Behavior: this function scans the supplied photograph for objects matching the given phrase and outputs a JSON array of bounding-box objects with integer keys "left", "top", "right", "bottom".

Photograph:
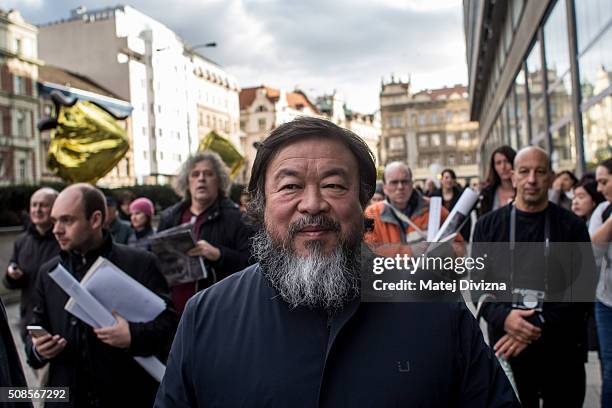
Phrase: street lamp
[{"left": 156, "top": 42, "right": 216, "bottom": 52}]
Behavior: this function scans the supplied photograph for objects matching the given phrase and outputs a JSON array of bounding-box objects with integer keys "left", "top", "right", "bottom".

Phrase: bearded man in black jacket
[
  {"left": 26, "top": 183, "right": 177, "bottom": 408},
  {"left": 155, "top": 117, "right": 519, "bottom": 408}
]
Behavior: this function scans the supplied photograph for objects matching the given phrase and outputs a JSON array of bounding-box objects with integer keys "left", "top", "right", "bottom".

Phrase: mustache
[{"left": 287, "top": 215, "right": 341, "bottom": 238}]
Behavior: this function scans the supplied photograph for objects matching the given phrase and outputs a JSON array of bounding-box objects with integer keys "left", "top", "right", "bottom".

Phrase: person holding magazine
[
  {"left": 157, "top": 151, "right": 253, "bottom": 315},
  {"left": 26, "top": 183, "right": 178, "bottom": 408}
]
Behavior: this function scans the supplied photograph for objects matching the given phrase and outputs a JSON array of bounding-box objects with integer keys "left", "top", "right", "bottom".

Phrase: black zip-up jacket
[
  {"left": 155, "top": 263, "right": 520, "bottom": 407},
  {"left": 25, "top": 234, "right": 178, "bottom": 408},
  {"left": 472, "top": 202, "right": 596, "bottom": 361},
  {"left": 3, "top": 224, "right": 59, "bottom": 339},
  {"left": 0, "top": 297, "right": 32, "bottom": 408},
  {"left": 157, "top": 198, "right": 253, "bottom": 285}
]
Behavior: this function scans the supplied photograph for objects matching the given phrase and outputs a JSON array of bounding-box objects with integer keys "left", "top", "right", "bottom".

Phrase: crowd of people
[{"left": 0, "top": 115, "right": 610, "bottom": 407}]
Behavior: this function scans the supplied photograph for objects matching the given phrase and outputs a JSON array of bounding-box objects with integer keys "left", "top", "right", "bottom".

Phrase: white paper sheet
[
  {"left": 427, "top": 197, "right": 442, "bottom": 242},
  {"left": 433, "top": 188, "right": 479, "bottom": 242},
  {"left": 49, "top": 263, "right": 166, "bottom": 382},
  {"left": 71, "top": 257, "right": 165, "bottom": 323}
]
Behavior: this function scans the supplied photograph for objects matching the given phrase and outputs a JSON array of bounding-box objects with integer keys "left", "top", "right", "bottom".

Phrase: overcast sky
[{"left": 5, "top": 0, "right": 468, "bottom": 113}]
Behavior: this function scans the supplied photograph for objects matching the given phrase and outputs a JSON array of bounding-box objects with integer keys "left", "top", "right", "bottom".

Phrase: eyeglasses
[{"left": 387, "top": 179, "right": 412, "bottom": 187}]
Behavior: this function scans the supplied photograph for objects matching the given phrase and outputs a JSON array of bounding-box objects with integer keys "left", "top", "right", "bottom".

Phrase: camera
[{"left": 511, "top": 288, "right": 545, "bottom": 312}]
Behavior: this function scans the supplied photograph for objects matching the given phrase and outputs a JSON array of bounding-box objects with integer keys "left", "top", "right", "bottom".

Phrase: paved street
[{"left": 4, "top": 300, "right": 603, "bottom": 406}]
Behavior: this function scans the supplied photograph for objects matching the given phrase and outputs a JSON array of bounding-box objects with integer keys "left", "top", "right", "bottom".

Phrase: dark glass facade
[{"left": 465, "top": 0, "right": 612, "bottom": 174}]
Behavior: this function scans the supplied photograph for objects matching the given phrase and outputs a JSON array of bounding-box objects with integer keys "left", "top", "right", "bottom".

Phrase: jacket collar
[
  {"left": 26, "top": 223, "right": 55, "bottom": 240},
  {"left": 179, "top": 197, "right": 238, "bottom": 222},
  {"left": 59, "top": 231, "right": 114, "bottom": 270}
]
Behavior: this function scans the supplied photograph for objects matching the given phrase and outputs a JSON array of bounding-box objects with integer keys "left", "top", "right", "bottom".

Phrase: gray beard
[{"left": 251, "top": 228, "right": 361, "bottom": 310}]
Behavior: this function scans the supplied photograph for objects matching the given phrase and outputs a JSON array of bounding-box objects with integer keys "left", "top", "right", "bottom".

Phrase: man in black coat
[
  {"left": 0, "top": 297, "right": 32, "bottom": 408},
  {"left": 157, "top": 151, "right": 252, "bottom": 314},
  {"left": 155, "top": 117, "right": 519, "bottom": 407},
  {"left": 26, "top": 183, "right": 178, "bottom": 408},
  {"left": 4, "top": 188, "right": 60, "bottom": 339},
  {"left": 472, "top": 147, "right": 596, "bottom": 407}
]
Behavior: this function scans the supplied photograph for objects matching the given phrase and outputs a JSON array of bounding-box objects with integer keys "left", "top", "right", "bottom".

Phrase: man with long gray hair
[
  {"left": 155, "top": 117, "right": 519, "bottom": 407},
  {"left": 157, "top": 151, "right": 252, "bottom": 314}
]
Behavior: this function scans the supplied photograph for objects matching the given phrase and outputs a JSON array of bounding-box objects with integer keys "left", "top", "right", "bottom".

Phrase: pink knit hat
[{"left": 129, "top": 197, "right": 155, "bottom": 217}]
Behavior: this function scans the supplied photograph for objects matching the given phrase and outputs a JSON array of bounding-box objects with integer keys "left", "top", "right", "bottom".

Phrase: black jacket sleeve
[
  {"left": 209, "top": 216, "right": 253, "bottom": 279},
  {"left": 128, "top": 254, "right": 178, "bottom": 359},
  {"left": 153, "top": 296, "right": 197, "bottom": 407},
  {"left": 535, "top": 217, "right": 595, "bottom": 329},
  {"left": 454, "top": 303, "right": 520, "bottom": 407},
  {"left": 24, "top": 266, "right": 52, "bottom": 369},
  {"left": 3, "top": 238, "right": 26, "bottom": 290},
  {"left": 472, "top": 216, "right": 512, "bottom": 332}
]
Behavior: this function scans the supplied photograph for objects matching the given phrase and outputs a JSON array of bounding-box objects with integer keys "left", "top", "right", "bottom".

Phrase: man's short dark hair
[
  {"left": 76, "top": 184, "right": 107, "bottom": 223},
  {"left": 247, "top": 116, "right": 377, "bottom": 226}
]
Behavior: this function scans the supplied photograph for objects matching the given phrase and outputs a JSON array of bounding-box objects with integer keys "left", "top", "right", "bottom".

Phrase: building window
[
  {"left": 582, "top": 95, "right": 612, "bottom": 166},
  {"left": 420, "top": 156, "right": 429, "bottom": 168},
  {"left": 143, "top": 151, "right": 148, "bottom": 159},
  {"left": 13, "top": 37, "right": 21, "bottom": 54},
  {"left": 18, "top": 158, "right": 26, "bottom": 180},
  {"left": 177, "top": 132, "right": 181, "bottom": 140},
  {"left": 448, "top": 154, "right": 455, "bottom": 166},
  {"left": 463, "top": 153, "right": 471, "bottom": 165},
  {"left": 460, "top": 131, "right": 471, "bottom": 147},
  {"left": 446, "top": 111, "right": 453, "bottom": 123},
  {"left": 240, "top": 120, "right": 246, "bottom": 130},
  {"left": 389, "top": 136, "right": 404, "bottom": 151},
  {"left": 446, "top": 134, "right": 456, "bottom": 146},
  {"left": 158, "top": 128, "right": 163, "bottom": 137},
  {"left": 418, "top": 134, "right": 428, "bottom": 147},
  {"left": 16, "top": 110, "right": 27, "bottom": 137},
  {"left": 160, "top": 151, "right": 164, "bottom": 160},
  {"left": 257, "top": 105, "right": 267, "bottom": 112},
  {"left": 418, "top": 113, "right": 426, "bottom": 126},
  {"left": 13, "top": 75, "right": 24, "bottom": 95},
  {"left": 430, "top": 112, "right": 438, "bottom": 125},
  {"left": 258, "top": 118, "right": 266, "bottom": 131},
  {"left": 431, "top": 133, "right": 440, "bottom": 147}
]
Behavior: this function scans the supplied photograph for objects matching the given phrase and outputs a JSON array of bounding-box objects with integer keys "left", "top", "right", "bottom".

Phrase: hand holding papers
[
  {"left": 150, "top": 223, "right": 208, "bottom": 287},
  {"left": 432, "top": 188, "right": 479, "bottom": 242},
  {"left": 49, "top": 258, "right": 166, "bottom": 382}
]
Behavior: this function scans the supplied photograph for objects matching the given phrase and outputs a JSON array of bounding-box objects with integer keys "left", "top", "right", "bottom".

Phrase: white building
[
  {"left": 190, "top": 52, "right": 240, "bottom": 148},
  {"left": 38, "top": 6, "right": 240, "bottom": 184}
]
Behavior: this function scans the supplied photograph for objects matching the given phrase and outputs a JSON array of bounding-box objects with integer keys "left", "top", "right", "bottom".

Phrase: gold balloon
[
  {"left": 47, "top": 100, "right": 129, "bottom": 184},
  {"left": 197, "top": 131, "right": 244, "bottom": 180}
]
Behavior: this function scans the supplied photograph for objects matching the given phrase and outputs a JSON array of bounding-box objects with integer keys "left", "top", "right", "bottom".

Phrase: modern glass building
[{"left": 464, "top": 0, "right": 611, "bottom": 175}]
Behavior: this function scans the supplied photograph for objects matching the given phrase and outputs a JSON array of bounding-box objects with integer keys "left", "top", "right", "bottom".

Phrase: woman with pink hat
[{"left": 127, "top": 197, "right": 156, "bottom": 251}]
